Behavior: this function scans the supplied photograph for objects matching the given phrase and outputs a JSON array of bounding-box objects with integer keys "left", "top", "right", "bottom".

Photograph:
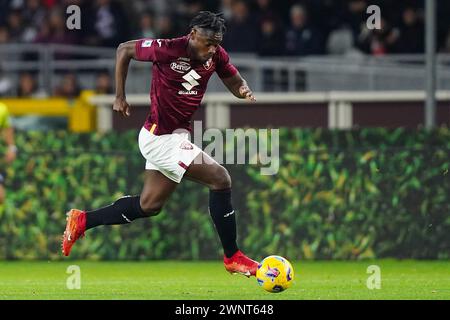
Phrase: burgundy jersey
[{"left": 135, "top": 36, "right": 238, "bottom": 135}]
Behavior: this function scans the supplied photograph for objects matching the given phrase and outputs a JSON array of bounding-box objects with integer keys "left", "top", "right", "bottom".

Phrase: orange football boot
[
  {"left": 224, "top": 250, "right": 258, "bottom": 277},
  {"left": 61, "top": 209, "right": 86, "bottom": 257}
]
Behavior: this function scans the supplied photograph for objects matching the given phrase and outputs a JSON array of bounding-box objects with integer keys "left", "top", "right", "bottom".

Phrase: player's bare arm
[
  {"left": 113, "top": 40, "right": 139, "bottom": 117},
  {"left": 221, "top": 72, "right": 256, "bottom": 101}
]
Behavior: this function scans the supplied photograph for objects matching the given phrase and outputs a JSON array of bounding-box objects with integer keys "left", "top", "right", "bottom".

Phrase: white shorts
[{"left": 138, "top": 127, "right": 202, "bottom": 183}]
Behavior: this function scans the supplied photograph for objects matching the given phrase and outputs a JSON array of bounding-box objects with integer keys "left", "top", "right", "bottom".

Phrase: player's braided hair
[{"left": 189, "top": 11, "right": 226, "bottom": 34}]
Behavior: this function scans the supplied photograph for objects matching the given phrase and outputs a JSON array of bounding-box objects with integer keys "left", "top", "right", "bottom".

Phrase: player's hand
[
  {"left": 113, "top": 97, "right": 131, "bottom": 117},
  {"left": 239, "top": 85, "right": 256, "bottom": 102}
]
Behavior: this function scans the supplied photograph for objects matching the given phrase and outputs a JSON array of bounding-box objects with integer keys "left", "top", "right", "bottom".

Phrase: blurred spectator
[
  {"left": 393, "top": 7, "right": 424, "bottom": 53},
  {"left": 326, "top": 26, "right": 354, "bottom": 55},
  {"left": 61, "top": 0, "right": 84, "bottom": 7},
  {"left": 18, "top": 72, "right": 37, "bottom": 97},
  {"left": 41, "top": 0, "right": 59, "bottom": 9},
  {"left": 357, "top": 17, "right": 399, "bottom": 55},
  {"left": 0, "top": 0, "right": 447, "bottom": 57},
  {"left": 17, "top": 72, "right": 45, "bottom": 97},
  {"left": 308, "top": 0, "right": 345, "bottom": 41},
  {"left": 0, "top": 1, "right": 10, "bottom": 26},
  {"left": 6, "top": 9, "right": 25, "bottom": 43},
  {"left": 175, "top": 0, "right": 205, "bottom": 33},
  {"left": 253, "top": 0, "right": 281, "bottom": 24},
  {"left": 24, "top": 0, "right": 45, "bottom": 22},
  {"left": 437, "top": 0, "right": 450, "bottom": 52},
  {"left": 257, "top": 17, "right": 284, "bottom": 56},
  {"left": 223, "top": 0, "right": 259, "bottom": 53},
  {"left": 135, "top": 11, "right": 157, "bottom": 39},
  {"left": 0, "top": 67, "right": 13, "bottom": 97},
  {"left": 34, "top": 6, "right": 78, "bottom": 45},
  {"left": 95, "top": 71, "right": 113, "bottom": 94},
  {"left": 442, "top": 29, "right": 450, "bottom": 53},
  {"left": 218, "top": 0, "right": 233, "bottom": 20},
  {"left": 253, "top": 0, "right": 284, "bottom": 56},
  {"left": 343, "top": 0, "right": 368, "bottom": 43},
  {"left": 285, "top": 4, "right": 323, "bottom": 56},
  {"left": 192, "top": 0, "right": 219, "bottom": 13},
  {"left": 0, "top": 26, "right": 18, "bottom": 62},
  {"left": 34, "top": 19, "right": 51, "bottom": 43},
  {"left": 156, "top": 14, "right": 177, "bottom": 39},
  {"left": 21, "top": 0, "right": 46, "bottom": 43},
  {"left": 0, "top": 25, "right": 10, "bottom": 44},
  {"left": 83, "top": 0, "right": 130, "bottom": 47},
  {"left": 54, "top": 73, "right": 81, "bottom": 99}
]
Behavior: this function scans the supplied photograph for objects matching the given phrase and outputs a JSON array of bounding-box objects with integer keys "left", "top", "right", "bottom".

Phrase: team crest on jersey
[
  {"left": 203, "top": 58, "right": 213, "bottom": 70},
  {"left": 180, "top": 141, "right": 194, "bottom": 150},
  {"left": 142, "top": 40, "right": 153, "bottom": 47}
]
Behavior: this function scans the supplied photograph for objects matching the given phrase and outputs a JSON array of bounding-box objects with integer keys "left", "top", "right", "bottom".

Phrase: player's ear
[{"left": 190, "top": 28, "right": 196, "bottom": 39}]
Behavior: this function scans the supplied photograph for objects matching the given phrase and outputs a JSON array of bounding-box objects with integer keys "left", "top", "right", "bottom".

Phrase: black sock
[
  {"left": 209, "top": 188, "right": 239, "bottom": 258},
  {"left": 86, "top": 195, "right": 147, "bottom": 230}
]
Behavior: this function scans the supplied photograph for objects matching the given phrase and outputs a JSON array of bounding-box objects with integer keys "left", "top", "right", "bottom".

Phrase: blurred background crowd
[
  {"left": 1, "top": 0, "right": 450, "bottom": 55},
  {"left": 0, "top": 0, "right": 449, "bottom": 99}
]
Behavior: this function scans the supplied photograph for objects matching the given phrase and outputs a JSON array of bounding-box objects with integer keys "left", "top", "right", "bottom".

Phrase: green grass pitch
[{"left": 0, "top": 260, "right": 449, "bottom": 300}]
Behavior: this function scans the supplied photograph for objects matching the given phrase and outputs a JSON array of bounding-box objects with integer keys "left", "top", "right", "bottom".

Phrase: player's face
[{"left": 189, "top": 28, "right": 222, "bottom": 62}]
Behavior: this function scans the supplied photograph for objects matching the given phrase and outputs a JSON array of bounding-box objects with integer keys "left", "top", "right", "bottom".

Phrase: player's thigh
[
  {"left": 140, "top": 169, "right": 178, "bottom": 210},
  {"left": 184, "top": 151, "right": 231, "bottom": 189}
]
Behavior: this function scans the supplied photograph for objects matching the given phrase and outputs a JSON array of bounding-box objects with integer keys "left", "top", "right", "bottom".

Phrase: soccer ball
[{"left": 256, "top": 255, "right": 294, "bottom": 293}]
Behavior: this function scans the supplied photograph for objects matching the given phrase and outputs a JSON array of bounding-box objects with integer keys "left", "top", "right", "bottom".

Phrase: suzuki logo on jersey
[
  {"left": 182, "top": 69, "right": 201, "bottom": 91},
  {"left": 178, "top": 90, "right": 198, "bottom": 95},
  {"left": 170, "top": 61, "right": 191, "bottom": 73}
]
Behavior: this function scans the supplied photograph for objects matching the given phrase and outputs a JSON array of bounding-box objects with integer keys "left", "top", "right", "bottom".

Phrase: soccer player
[
  {"left": 0, "top": 102, "right": 17, "bottom": 204},
  {"left": 62, "top": 12, "right": 259, "bottom": 277}
]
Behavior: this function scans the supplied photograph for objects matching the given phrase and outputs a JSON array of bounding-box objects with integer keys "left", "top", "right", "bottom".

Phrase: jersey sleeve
[
  {"left": 215, "top": 46, "right": 238, "bottom": 79},
  {"left": 135, "top": 38, "right": 168, "bottom": 62}
]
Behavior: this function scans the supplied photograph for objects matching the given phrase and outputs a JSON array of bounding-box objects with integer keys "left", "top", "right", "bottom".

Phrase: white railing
[
  {"left": 89, "top": 91, "right": 450, "bottom": 132},
  {"left": 2, "top": 44, "right": 450, "bottom": 94}
]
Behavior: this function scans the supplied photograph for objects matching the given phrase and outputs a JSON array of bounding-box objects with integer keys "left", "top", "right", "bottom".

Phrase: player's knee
[
  {"left": 139, "top": 196, "right": 164, "bottom": 216},
  {"left": 211, "top": 165, "right": 232, "bottom": 190},
  {"left": 141, "top": 204, "right": 163, "bottom": 217},
  {"left": 143, "top": 207, "right": 162, "bottom": 217}
]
